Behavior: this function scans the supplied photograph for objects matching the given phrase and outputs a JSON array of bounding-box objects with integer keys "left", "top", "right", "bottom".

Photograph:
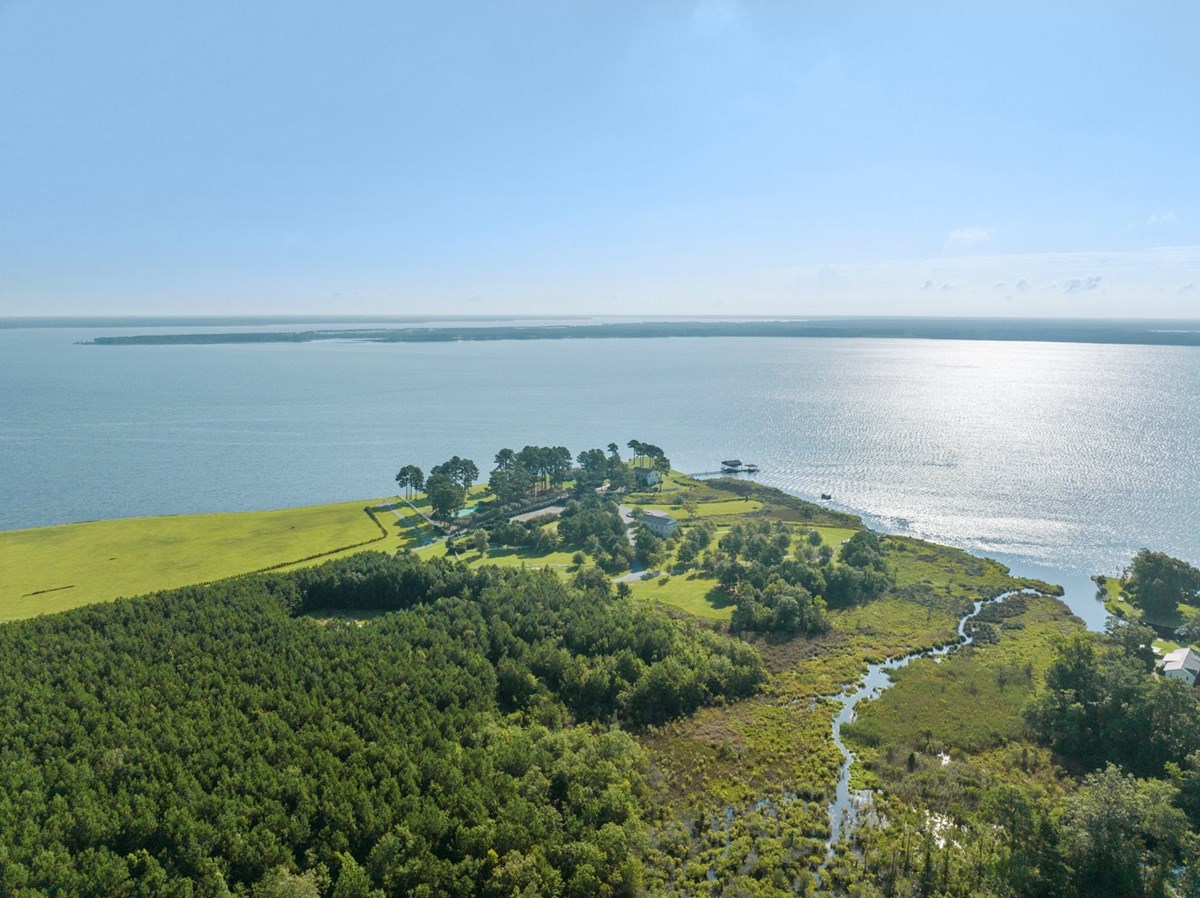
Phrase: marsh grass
[{"left": 842, "top": 594, "right": 1080, "bottom": 809}]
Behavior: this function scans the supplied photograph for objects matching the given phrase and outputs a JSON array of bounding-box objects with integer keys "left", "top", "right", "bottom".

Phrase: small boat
[{"left": 820, "top": 493, "right": 832, "bottom": 500}]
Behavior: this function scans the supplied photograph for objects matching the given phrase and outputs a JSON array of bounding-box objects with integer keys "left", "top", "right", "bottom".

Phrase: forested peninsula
[
  {"left": 4, "top": 448, "right": 1200, "bottom": 897},
  {"left": 83, "top": 317, "right": 1200, "bottom": 347}
]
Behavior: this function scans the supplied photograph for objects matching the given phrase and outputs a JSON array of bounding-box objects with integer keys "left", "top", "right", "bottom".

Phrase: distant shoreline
[{"left": 76, "top": 317, "right": 1200, "bottom": 347}]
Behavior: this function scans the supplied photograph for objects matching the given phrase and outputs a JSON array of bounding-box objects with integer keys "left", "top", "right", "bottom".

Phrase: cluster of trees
[
  {"left": 392, "top": 465, "right": 424, "bottom": 499},
  {"left": 688, "top": 521, "right": 889, "bottom": 637},
  {"left": 479, "top": 514, "right": 559, "bottom": 555},
  {"left": 840, "top": 528, "right": 884, "bottom": 570},
  {"left": 731, "top": 580, "right": 830, "bottom": 638},
  {"left": 842, "top": 763, "right": 1200, "bottom": 898},
  {"left": 574, "top": 443, "right": 631, "bottom": 492},
  {"left": 1123, "top": 548, "right": 1200, "bottom": 617},
  {"left": 487, "top": 446, "right": 572, "bottom": 505},
  {"left": 395, "top": 457, "right": 478, "bottom": 519},
  {"left": 717, "top": 520, "right": 799, "bottom": 569},
  {"left": 674, "top": 520, "right": 716, "bottom": 567},
  {"left": 0, "top": 552, "right": 765, "bottom": 897},
  {"left": 824, "top": 529, "right": 891, "bottom": 607},
  {"left": 556, "top": 498, "right": 634, "bottom": 572},
  {"left": 424, "top": 456, "right": 478, "bottom": 519},
  {"left": 707, "top": 522, "right": 829, "bottom": 635},
  {"left": 397, "top": 438, "right": 671, "bottom": 523},
  {"left": 1027, "top": 618, "right": 1200, "bottom": 778}
]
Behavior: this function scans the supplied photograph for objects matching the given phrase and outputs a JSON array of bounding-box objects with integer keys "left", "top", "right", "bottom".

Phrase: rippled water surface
[{"left": 4, "top": 328, "right": 1198, "bottom": 620}]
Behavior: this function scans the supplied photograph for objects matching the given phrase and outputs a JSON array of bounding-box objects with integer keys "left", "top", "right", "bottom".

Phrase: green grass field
[
  {"left": 639, "top": 498, "right": 765, "bottom": 518},
  {"left": 807, "top": 526, "right": 858, "bottom": 551},
  {"left": 0, "top": 499, "right": 405, "bottom": 621},
  {"left": 414, "top": 541, "right": 581, "bottom": 570},
  {"left": 625, "top": 572, "right": 735, "bottom": 620}
]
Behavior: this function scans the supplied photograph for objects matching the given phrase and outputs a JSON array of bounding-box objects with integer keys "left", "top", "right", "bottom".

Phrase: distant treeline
[
  {"left": 84, "top": 317, "right": 1200, "bottom": 347},
  {"left": 4, "top": 315, "right": 540, "bottom": 329}
]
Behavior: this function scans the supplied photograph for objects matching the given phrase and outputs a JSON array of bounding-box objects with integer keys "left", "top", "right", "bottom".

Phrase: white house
[
  {"left": 1161, "top": 647, "right": 1200, "bottom": 686},
  {"left": 633, "top": 466, "right": 661, "bottom": 488},
  {"left": 640, "top": 509, "right": 678, "bottom": 538}
]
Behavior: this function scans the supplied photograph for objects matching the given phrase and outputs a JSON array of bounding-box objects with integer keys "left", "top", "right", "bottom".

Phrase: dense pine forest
[{"left": 0, "top": 553, "right": 761, "bottom": 896}]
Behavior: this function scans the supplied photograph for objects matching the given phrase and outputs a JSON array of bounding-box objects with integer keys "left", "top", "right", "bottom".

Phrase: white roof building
[
  {"left": 640, "top": 509, "right": 678, "bottom": 538},
  {"left": 1161, "top": 647, "right": 1200, "bottom": 686}
]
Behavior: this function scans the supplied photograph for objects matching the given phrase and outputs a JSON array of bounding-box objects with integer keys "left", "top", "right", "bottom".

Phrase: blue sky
[{"left": 1, "top": 0, "right": 1197, "bottom": 317}]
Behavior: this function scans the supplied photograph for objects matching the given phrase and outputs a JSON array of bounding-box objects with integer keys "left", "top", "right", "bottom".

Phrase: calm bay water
[{"left": 4, "top": 324, "right": 1199, "bottom": 629}]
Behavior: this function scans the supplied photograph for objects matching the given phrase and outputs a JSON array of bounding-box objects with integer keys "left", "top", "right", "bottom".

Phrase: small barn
[
  {"left": 640, "top": 509, "right": 678, "bottom": 538},
  {"left": 1161, "top": 647, "right": 1200, "bottom": 686}
]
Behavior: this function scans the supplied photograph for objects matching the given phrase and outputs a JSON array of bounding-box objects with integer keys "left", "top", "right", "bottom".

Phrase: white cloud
[
  {"left": 946, "top": 227, "right": 993, "bottom": 248},
  {"left": 940, "top": 282, "right": 960, "bottom": 291},
  {"left": 1062, "top": 274, "right": 1103, "bottom": 294},
  {"left": 922, "top": 279, "right": 934, "bottom": 291},
  {"left": 993, "top": 281, "right": 1007, "bottom": 288},
  {"left": 1014, "top": 277, "right": 1030, "bottom": 291},
  {"left": 1179, "top": 283, "right": 1196, "bottom": 293}
]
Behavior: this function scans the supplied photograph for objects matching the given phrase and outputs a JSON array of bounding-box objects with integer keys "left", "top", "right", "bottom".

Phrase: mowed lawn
[
  {"left": 413, "top": 542, "right": 581, "bottom": 570},
  {"left": 0, "top": 499, "right": 400, "bottom": 621},
  {"left": 638, "top": 498, "right": 765, "bottom": 518},
  {"left": 625, "top": 573, "right": 735, "bottom": 621},
  {"left": 1100, "top": 575, "right": 1200, "bottom": 652},
  {"left": 808, "top": 526, "right": 859, "bottom": 551}
]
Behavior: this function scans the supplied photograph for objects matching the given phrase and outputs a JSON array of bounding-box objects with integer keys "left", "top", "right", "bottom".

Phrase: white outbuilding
[{"left": 1161, "top": 647, "right": 1200, "bottom": 686}]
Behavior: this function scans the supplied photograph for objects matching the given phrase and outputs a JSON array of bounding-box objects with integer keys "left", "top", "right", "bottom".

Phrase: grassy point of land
[{"left": 388, "top": 473, "right": 864, "bottom": 620}]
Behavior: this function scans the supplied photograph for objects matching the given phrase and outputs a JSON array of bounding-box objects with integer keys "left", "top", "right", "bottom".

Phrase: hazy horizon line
[{"left": 5, "top": 312, "right": 1200, "bottom": 329}]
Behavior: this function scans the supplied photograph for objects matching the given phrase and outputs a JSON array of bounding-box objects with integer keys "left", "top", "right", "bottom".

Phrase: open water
[{"left": 4, "top": 321, "right": 1199, "bottom": 629}]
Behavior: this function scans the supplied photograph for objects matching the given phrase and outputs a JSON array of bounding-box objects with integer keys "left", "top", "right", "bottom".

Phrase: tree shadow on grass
[{"left": 706, "top": 585, "right": 736, "bottom": 609}]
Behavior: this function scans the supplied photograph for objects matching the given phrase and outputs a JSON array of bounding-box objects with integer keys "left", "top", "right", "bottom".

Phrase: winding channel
[{"left": 824, "top": 588, "right": 1035, "bottom": 851}]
